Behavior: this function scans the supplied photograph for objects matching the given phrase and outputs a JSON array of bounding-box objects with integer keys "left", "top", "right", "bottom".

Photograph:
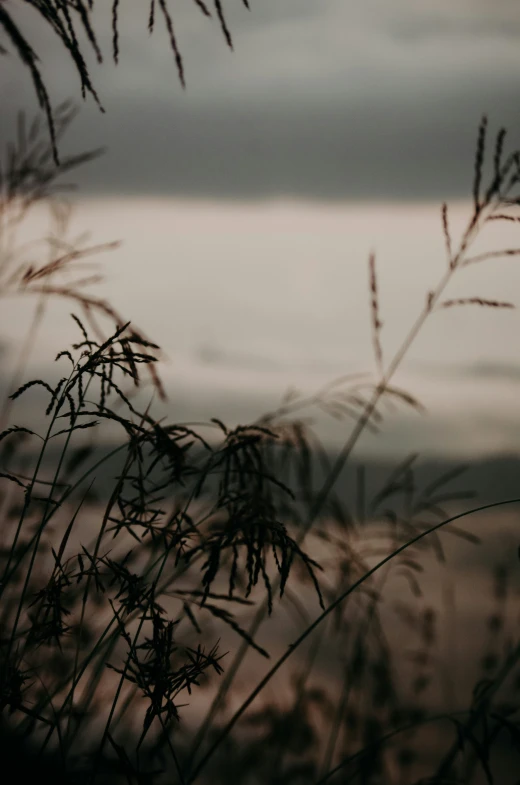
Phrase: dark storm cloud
[{"left": 1, "top": 0, "right": 520, "bottom": 200}]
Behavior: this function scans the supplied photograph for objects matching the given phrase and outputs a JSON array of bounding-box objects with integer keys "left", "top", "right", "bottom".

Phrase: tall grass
[{"left": 1, "top": 111, "right": 520, "bottom": 784}]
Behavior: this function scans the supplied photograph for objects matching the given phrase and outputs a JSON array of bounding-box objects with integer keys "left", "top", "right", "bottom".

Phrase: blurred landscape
[{"left": 3, "top": 198, "right": 520, "bottom": 458}]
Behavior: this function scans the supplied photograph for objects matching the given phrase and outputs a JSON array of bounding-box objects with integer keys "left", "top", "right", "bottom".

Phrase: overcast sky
[{"left": 2, "top": 0, "right": 520, "bottom": 200}]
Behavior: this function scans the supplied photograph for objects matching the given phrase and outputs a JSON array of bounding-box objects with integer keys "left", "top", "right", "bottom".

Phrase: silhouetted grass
[
  {"left": 0, "top": 0, "right": 250, "bottom": 163},
  {"left": 1, "top": 112, "right": 520, "bottom": 785}
]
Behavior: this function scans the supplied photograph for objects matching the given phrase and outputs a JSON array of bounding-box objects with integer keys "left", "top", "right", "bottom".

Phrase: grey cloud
[
  {"left": 378, "top": 0, "right": 520, "bottom": 42},
  {"left": 420, "top": 360, "right": 520, "bottom": 383},
  {"left": 462, "top": 360, "right": 520, "bottom": 382},
  {"left": 388, "top": 17, "right": 520, "bottom": 43},
  {"left": 56, "top": 83, "right": 520, "bottom": 201},
  {"left": 1, "top": 0, "right": 520, "bottom": 200}
]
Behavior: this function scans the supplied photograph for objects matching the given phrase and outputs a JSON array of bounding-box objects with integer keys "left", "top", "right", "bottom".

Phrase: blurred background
[{"left": 1, "top": 0, "right": 520, "bottom": 459}]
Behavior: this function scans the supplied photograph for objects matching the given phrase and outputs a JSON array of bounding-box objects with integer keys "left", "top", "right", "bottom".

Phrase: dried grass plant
[{"left": 0, "top": 0, "right": 250, "bottom": 163}]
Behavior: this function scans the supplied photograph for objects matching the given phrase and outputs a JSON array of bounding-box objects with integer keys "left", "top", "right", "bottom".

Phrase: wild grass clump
[
  {"left": 1, "top": 112, "right": 520, "bottom": 784},
  {"left": 0, "top": 0, "right": 251, "bottom": 163}
]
